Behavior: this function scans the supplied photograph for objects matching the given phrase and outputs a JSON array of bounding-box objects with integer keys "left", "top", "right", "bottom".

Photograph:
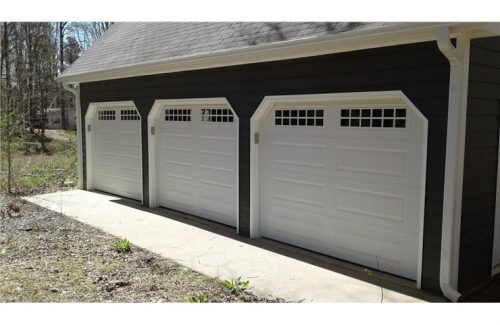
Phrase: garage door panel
[
  {"left": 260, "top": 99, "right": 425, "bottom": 281},
  {"left": 199, "top": 192, "right": 236, "bottom": 219},
  {"left": 329, "top": 221, "right": 418, "bottom": 278},
  {"left": 336, "top": 186, "right": 406, "bottom": 223},
  {"left": 272, "top": 220, "right": 323, "bottom": 248},
  {"left": 270, "top": 176, "right": 325, "bottom": 204},
  {"left": 159, "top": 184, "right": 195, "bottom": 207},
  {"left": 336, "top": 146, "right": 408, "bottom": 177}
]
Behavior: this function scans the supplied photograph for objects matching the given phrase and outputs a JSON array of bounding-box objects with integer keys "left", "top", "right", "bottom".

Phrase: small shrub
[
  {"left": 188, "top": 295, "right": 209, "bottom": 303},
  {"left": 222, "top": 277, "right": 249, "bottom": 295},
  {"left": 113, "top": 238, "right": 131, "bottom": 253}
]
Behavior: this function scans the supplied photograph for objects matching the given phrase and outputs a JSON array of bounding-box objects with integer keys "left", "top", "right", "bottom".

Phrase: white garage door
[
  {"left": 90, "top": 105, "right": 142, "bottom": 201},
  {"left": 154, "top": 103, "right": 238, "bottom": 227},
  {"left": 259, "top": 99, "right": 426, "bottom": 280}
]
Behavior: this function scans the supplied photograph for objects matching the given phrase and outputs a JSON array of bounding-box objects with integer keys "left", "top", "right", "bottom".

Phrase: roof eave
[{"left": 58, "top": 22, "right": 497, "bottom": 84}]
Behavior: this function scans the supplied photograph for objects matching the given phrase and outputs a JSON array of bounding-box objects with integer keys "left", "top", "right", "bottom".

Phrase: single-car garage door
[
  {"left": 255, "top": 93, "right": 427, "bottom": 281},
  {"left": 86, "top": 102, "right": 143, "bottom": 201},
  {"left": 149, "top": 99, "right": 238, "bottom": 227}
]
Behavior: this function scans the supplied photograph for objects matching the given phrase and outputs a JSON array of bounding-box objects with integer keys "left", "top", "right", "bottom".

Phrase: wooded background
[{"left": 0, "top": 22, "right": 112, "bottom": 191}]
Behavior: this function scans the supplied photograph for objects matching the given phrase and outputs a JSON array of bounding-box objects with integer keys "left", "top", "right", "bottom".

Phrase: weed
[
  {"left": 113, "top": 238, "right": 131, "bottom": 253},
  {"left": 222, "top": 277, "right": 249, "bottom": 295},
  {"left": 188, "top": 295, "right": 209, "bottom": 303}
]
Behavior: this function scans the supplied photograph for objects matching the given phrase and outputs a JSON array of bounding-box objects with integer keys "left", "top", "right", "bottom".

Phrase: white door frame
[
  {"left": 249, "top": 90, "right": 428, "bottom": 288},
  {"left": 85, "top": 101, "right": 143, "bottom": 203},
  {"left": 147, "top": 97, "right": 240, "bottom": 232}
]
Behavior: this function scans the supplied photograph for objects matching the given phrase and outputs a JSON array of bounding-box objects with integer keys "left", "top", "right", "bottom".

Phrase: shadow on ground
[{"left": 107, "top": 192, "right": 446, "bottom": 303}]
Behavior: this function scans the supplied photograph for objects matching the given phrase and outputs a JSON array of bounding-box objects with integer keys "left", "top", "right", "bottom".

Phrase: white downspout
[
  {"left": 437, "top": 27, "right": 470, "bottom": 302},
  {"left": 62, "top": 82, "right": 83, "bottom": 190}
]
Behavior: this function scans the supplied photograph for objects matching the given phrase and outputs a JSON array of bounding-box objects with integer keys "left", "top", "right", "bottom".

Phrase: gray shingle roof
[{"left": 62, "top": 22, "right": 397, "bottom": 78}]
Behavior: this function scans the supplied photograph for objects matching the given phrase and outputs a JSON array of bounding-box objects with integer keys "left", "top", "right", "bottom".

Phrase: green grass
[{"left": 0, "top": 130, "right": 77, "bottom": 191}]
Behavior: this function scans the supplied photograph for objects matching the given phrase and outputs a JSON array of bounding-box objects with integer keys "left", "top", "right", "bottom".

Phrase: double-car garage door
[{"left": 86, "top": 93, "right": 426, "bottom": 282}]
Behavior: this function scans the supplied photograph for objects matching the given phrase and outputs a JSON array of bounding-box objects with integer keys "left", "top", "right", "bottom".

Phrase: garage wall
[
  {"left": 459, "top": 36, "right": 500, "bottom": 293},
  {"left": 79, "top": 41, "right": 450, "bottom": 293}
]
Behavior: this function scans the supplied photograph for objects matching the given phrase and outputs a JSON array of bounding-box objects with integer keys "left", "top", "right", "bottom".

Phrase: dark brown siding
[
  {"left": 459, "top": 36, "right": 500, "bottom": 292},
  {"left": 79, "top": 41, "right": 450, "bottom": 293}
]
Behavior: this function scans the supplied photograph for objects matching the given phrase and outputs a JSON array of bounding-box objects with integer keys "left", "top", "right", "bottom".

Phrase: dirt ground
[
  {"left": 43, "top": 129, "right": 72, "bottom": 142},
  {"left": 0, "top": 194, "right": 284, "bottom": 303}
]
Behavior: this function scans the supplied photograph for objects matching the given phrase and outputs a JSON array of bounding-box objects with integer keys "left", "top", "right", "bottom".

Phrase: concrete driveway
[{"left": 25, "top": 190, "right": 443, "bottom": 302}]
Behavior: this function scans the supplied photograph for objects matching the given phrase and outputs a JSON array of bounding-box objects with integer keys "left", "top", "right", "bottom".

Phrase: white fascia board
[{"left": 58, "top": 23, "right": 493, "bottom": 84}]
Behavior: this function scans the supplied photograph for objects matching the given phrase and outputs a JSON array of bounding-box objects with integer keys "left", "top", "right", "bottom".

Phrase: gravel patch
[{"left": 0, "top": 194, "right": 285, "bottom": 303}]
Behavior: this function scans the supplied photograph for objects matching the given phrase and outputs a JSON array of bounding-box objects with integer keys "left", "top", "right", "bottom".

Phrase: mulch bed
[{"left": 0, "top": 193, "right": 284, "bottom": 303}]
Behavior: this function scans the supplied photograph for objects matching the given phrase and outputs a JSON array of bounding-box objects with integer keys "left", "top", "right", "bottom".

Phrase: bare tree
[
  {"left": 59, "top": 22, "right": 67, "bottom": 129},
  {"left": 66, "top": 22, "right": 113, "bottom": 52},
  {"left": 1, "top": 22, "right": 13, "bottom": 192}
]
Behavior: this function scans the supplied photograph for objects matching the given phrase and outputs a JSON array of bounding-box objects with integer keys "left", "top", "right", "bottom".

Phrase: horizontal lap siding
[
  {"left": 80, "top": 41, "right": 450, "bottom": 293},
  {"left": 459, "top": 36, "right": 500, "bottom": 292}
]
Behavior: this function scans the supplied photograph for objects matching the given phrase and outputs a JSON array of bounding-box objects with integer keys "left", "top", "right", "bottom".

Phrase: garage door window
[
  {"left": 165, "top": 108, "right": 191, "bottom": 122},
  {"left": 340, "top": 108, "right": 406, "bottom": 128},
  {"left": 274, "top": 108, "right": 324, "bottom": 126},
  {"left": 121, "top": 109, "right": 140, "bottom": 120},
  {"left": 201, "top": 108, "right": 234, "bottom": 123},
  {"left": 98, "top": 110, "right": 115, "bottom": 120}
]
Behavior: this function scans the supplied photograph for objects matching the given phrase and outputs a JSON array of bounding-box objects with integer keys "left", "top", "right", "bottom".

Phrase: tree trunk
[
  {"left": 59, "top": 22, "right": 67, "bottom": 130},
  {"left": 2, "top": 22, "right": 13, "bottom": 192}
]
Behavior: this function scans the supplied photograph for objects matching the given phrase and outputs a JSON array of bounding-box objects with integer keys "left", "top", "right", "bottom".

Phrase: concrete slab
[{"left": 24, "top": 190, "right": 444, "bottom": 302}]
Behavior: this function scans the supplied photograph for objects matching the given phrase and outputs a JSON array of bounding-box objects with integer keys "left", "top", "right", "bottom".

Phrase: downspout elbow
[{"left": 62, "top": 81, "right": 79, "bottom": 95}]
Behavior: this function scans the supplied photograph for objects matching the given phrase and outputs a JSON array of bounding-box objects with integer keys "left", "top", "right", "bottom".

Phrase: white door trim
[
  {"left": 250, "top": 90, "right": 428, "bottom": 288},
  {"left": 147, "top": 97, "right": 240, "bottom": 233},
  {"left": 85, "top": 101, "right": 143, "bottom": 204}
]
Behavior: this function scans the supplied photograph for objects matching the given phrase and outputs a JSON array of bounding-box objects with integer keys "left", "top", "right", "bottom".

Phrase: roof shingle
[{"left": 62, "top": 22, "right": 396, "bottom": 78}]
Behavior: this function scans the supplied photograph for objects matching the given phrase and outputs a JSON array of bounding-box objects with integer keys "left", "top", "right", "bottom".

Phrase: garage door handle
[
  {"left": 254, "top": 132, "right": 259, "bottom": 144},
  {"left": 87, "top": 125, "right": 91, "bottom": 132},
  {"left": 151, "top": 126, "right": 155, "bottom": 135}
]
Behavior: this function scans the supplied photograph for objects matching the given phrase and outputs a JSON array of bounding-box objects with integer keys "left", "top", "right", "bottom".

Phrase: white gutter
[
  {"left": 437, "top": 27, "right": 471, "bottom": 302},
  {"left": 58, "top": 23, "right": 492, "bottom": 84},
  {"left": 62, "top": 82, "right": 83, "bottom": 190}
]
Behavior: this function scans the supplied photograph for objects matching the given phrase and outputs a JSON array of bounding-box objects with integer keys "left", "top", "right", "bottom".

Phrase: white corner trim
[
  {"left": 437, "top": 28, "right": 471, "bottom": 302},
  {"left": 147, "top": 97, "right": 240, "bottom": 233},
  {"left": 58, "top": 23, "right": 495, "bottom": 84},
  {"left": 249, "top": 90, "right": 428, "bottom": 288},
  {"left": 85, "top": 101, "right": 142, "bottom": 202}
]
